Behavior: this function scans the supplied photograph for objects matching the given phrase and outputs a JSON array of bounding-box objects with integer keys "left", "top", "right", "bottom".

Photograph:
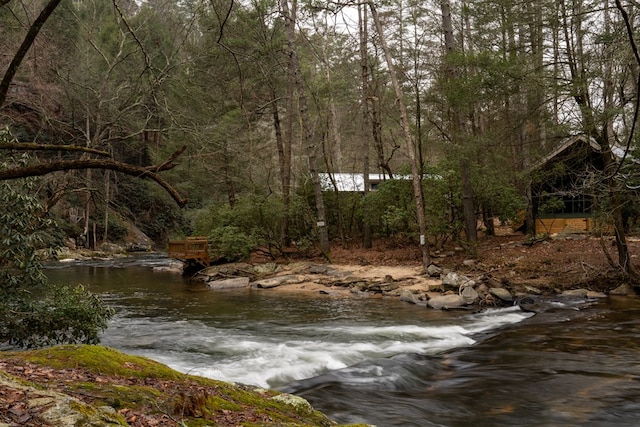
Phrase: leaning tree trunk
[
  {"left": 561, "top": 0, "right": 635, "bottom": 275},
  {"left": 369, "top": 1, "right": 431, "bottom": 269},
  {"left": 610, "top": 0, "right": 636, "bottom": 274}
]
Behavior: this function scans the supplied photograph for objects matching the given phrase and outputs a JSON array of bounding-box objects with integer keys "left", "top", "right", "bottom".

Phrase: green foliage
[
  {"left": 0, "top": 140, "right": 114, "bottom": 348},
  {"left": 0, "top": 156, "right": 53, "bottom": 290},
  {"left": 2, "top": 285, "right": 115, "bottom": 348},
  {"left": 471, "top": 160, "right": 524, "bottom": 223},
  {"left": 193, "top": 193, "right": 316, "bottom": 257},
  {"left": 362, "top": 171, "right": 461, "bottom": 244},
  {"left": 208, "top": 225, "right": 255, "bottom": 262},
  {"left": 322, "top": 190, "right": 366, "bottom": 240},
  {"left": 101, "top": 215, "right": 129, "bottom": 242},
  {"left": 363, "top": 179, "right": 416, "bottom": 237},
  {"left": 421, "top": 168, "right": 464, "bottom": 245}
]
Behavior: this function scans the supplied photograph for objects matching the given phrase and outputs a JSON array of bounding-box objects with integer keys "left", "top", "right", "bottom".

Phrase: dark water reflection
[
  {"left": 45, "top": 256, "right": 640, "bottom": 427},
  {"left": 288, "top": 297, "right": 640, "bottom": 426}
]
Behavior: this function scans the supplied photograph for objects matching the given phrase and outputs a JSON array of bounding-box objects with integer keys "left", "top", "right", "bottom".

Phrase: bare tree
[{"left": 369, "top": 1, "right": 431, "bottom": 269}]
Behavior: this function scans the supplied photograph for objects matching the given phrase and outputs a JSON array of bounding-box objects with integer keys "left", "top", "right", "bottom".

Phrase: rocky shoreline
[
  {"left": 193, "top": 260, "right": 636, "bottom": 313},
  {"left": 50, "top": 236, "right": 640, "bottom": 312}
]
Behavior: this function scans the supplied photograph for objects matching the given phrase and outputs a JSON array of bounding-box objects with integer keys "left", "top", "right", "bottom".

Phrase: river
[{"left": 44, "top": 255, "right": 640, "bottom": 427}]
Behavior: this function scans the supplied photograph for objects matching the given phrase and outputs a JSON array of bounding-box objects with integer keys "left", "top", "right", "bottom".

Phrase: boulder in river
[
  {"left": 206, "top": 277, "right": 250, "bottom": 289},
  {"left": 399, "top": 289, "right": 423, "bottom": 305},
  {"left": 427, "top": 294, "right": 467, "bottom": 310},
  {"left": 426, "top": 264, "right": 443, "bottom": 277},
  {"left": 610, "top": 283, "right": 635, "bottom": 296},
  {"left": 560, "top": 288, "right": 589, "bottom": 298}
]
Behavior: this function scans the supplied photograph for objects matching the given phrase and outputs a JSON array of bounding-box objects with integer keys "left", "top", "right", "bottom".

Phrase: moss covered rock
[{"left": 0, "top": 345, "right": 366, "bottom": 427}]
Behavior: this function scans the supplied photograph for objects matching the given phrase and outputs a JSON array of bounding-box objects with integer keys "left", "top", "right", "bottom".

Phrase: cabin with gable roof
[{"left": 527, "top": 135, "right": 635, "bottom": 235}]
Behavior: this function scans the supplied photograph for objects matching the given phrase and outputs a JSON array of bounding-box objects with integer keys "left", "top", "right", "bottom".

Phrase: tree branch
[
  {"left": 0, "top": 157, "right": 188, "bottom": 207},
  {"left": 0, "top": 0, "right": 64, "bottom": 107}
]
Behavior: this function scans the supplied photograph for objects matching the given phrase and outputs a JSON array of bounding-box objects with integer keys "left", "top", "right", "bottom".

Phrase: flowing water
[{"left": 45, "top": 255, "right": 640, "bottom": 426}]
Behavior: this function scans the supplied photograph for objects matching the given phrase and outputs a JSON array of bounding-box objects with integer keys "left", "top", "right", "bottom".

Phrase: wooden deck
[{"left": 167, "top": 237, "right": 210, "bottom": 267}]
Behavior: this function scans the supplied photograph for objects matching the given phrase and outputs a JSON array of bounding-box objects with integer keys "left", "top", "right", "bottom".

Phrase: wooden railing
[{"left": 167, "top": 237, "right": 210, "bottom": 267}]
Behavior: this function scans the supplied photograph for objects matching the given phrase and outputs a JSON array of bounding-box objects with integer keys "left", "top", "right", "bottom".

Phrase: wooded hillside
[{"left": 2, "top": 0, "right": 640, "bottom": 274}]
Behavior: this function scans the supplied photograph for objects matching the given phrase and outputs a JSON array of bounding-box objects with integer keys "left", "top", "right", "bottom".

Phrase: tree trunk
[
  {"left": 271, "top": 97, "right": 291, "bottom": 248},
  {"left": 560, "top": 0, "right": 633, "bottom": 275},
  {"left": 103, "top": 170, "right": 110, "bottom": 243},
  {"left": 281, "top": 0, "right": 330, "bottom": 257},
  {"left": 369, "top": 1, "right": 430, "bottom": 269},
  {"left": 359, "top": 2, "right": 372, "bottom": 249},
  {"left": 441, "top": 0, "right": 477, "bottom": 252}
]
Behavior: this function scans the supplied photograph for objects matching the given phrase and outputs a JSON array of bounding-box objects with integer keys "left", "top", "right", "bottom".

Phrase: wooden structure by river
[{"left": 167, "top": 237, "right": 210, "bottom": 269}]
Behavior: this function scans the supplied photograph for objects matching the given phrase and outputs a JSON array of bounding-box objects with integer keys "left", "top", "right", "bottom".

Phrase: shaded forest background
[{"left": 2, "top": 0, "right": 640, "bottom": 272}]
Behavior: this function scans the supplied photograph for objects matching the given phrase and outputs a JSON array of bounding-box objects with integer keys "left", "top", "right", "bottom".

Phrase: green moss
[
  {"left": 72, "top": 382, "right": 164, "bottom": 410},
  {"left": 207, "top": 395, "right": 243, "bottom": 411},
  {"left": 4, "top": 345, "right": 185, "bottom": 380}
]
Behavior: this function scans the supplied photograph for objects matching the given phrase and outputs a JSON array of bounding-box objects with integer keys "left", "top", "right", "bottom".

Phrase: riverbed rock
[
  {"left": 154, "top": 261, "right": 184, "bottom": 274},
  {"left": 427, "top": 294, "right": 467, "bottom": 310},
  {"left": 366, "top": 281, "right": 400, "bottom": 293},
  {"left": 270, "top": 393, "right": 314, "bottom": 414},
  {"left": 0, "top": 346, "right": 337, "bottom": 427},
  {"left": 442, "top": 272, "right": 471, "bottom": 291},
  {"left": 252, "top": 274, "right": 306, "bottom": 289},
  {"left": 517, "top": 296, "right": 541, "bottom": 313},
  {"left": 201, "top": 263, "right": 256, "bottom": 280},
  {"left": 206, "top": 277, "right": 250, "bottom": 289},
  {"left": 309, "top": 264, "right": 332, "bottom": 274},
  {"left": 489, "top": 287, "right": 514, "bottom": 302},
  {"left": 100, "top": 242, "right": 124, "bottom": 253},
  {"left": 586, "top": 290, "right": 607, "bottom": 298},
  {"left": 426, "top": 264, "right": 443, "bottom": 277},
  {"left": 252, "top": 262, "right": 280, "bottom": 276},
  {"left": 399, "top": 289, "right": 422, "bottom": 304},
  {"left": 610, "top": 283, "right": 635, "bottom": 296},
  {"left": 560, "top": 288, "right": 589, "bottom": 298},
  {"left": 460, "top": 286, "right": 479, "bottom": 304},
  {"left": 523, "top": 285, "right": 544, "bottom": 295}
]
